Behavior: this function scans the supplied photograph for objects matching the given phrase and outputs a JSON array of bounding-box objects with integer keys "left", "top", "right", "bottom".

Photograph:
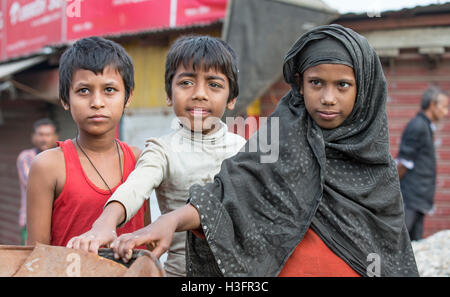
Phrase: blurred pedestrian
[
  {"left": 397, "top": 86, "right": 449, "bottom": 241},
  {"left": 16, "top": 118, "right": 58, "bottom": 245}
]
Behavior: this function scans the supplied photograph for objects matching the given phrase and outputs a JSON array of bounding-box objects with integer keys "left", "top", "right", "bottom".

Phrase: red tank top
[
  {"left": 278, "top": 228, "right": 360, "bottom": 277},
  {"left": 51, "top": 139, "right": 146, "bottom": 247}
]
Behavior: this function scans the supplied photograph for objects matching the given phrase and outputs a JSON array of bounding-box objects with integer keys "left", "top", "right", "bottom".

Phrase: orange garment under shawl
[{"left": 278, "top": 228, "right": 360, "bottom": 277}]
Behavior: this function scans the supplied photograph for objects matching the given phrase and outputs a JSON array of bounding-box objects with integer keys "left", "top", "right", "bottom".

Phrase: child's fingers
[
  {"left": 72, "top": 237, "right": 82, "bottom": 250},
  {"left": 118, "top": 238, "right": 137, "bottom": 263},
  {"left": 111, "top": 233, "right": 134, "bottom": 262},
  {"left": 151, "top": 245, "right": 166, "bottom": 259},
  {"left": 110, "top": 238, "right": 120, "bottom": 259},
  {"left": 78, "top": 237, "right": 92, "bottom": 252},
  {"left": 88, "top": 239, "right": 101, "bottom": 254}
]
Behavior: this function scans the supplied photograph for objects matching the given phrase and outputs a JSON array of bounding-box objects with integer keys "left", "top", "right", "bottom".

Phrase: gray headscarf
[{"left": 186, "top": 24, "right": 418, "bottom": 277}]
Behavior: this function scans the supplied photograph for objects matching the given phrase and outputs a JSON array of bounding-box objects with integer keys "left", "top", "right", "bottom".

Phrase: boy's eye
[
  {"left": 77, "top": 88, "right": 89, "bottom": 95},
  {"left": 209, "top": 82, "right": 223, "bottom": 89},
  {"left": 178, "top": 80, "right": 194, "bottom": 86},
  {"left": 105, "top": 87, "right": 116, "bottom": 93}
]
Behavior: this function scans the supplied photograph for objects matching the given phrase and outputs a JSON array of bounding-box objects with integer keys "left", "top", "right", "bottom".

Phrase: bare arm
[
  {"left": 26, "top": 151, "right": 60, "bottom": 245},
  {"left": 130, "top": 145, "right": 142, "bottom": 161},
  {"left": 111, "top": 203, "right": 201, "bottom": 261},
  {"left": 173, "top": 203, "right": 201, "bottom": 232}
]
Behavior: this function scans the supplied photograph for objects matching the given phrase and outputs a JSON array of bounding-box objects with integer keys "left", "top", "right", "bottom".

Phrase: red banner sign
[
  {"left": 0, "top": 0, "right": 228, "bottom": 61},
  {"left": 4, "top": 0, "right": 63, "bottom": 59},
  {"left": 0, "top": 9, "right": 4, "bottom": 60},
  {"left": 66, "top": 0, "right": 171, "bottom": 41},
  {"left": 175, "top": 0, "right": 227, "bottom": 27}
]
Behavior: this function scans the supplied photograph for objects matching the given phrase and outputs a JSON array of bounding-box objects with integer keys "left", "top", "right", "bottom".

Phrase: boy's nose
[
  {"left": 192, "top": 84, "right": 208, "bottom": 101},
  {"left": 91, "top": 91, "right": 105, "bottom": 108}
]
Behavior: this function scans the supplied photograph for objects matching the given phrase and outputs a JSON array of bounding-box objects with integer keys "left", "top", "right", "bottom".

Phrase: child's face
[
  {"left": 167, "top": 62, "right": 236, "bottom": 134},
  {"left": 62, "top": 65, "right": 131, "bottom": 136},
  {"left": 300, "top": 63, "right": 356, "bottom": 129}
]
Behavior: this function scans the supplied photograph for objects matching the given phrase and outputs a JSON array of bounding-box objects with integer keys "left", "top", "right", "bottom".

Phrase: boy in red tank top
[{"left": 26, "top": 37, "right": 149, "bottom": 247}]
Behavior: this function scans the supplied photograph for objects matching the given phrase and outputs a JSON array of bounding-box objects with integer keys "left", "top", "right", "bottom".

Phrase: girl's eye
[
  {"left": 338, "top": 82, "right": 351, "bottom": 88},
  {"left": 310, "top": 80, "right": 322, "bottom": 86}
]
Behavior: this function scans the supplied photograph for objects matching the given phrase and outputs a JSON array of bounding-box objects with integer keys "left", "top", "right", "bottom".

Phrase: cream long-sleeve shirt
[{"left": 107, "top": 121, "right": 246, "bottom": 276}]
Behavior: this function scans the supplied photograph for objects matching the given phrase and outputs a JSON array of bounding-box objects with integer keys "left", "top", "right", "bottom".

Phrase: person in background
[
  {"left": 397, "top": 86, "right": 449, "bottom": 241},
  {"left": 17, "top": 118, "right": 58, "bottom": 245}
]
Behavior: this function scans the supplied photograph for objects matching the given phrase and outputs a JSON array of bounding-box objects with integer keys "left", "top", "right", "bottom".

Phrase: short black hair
[
  {"left": 421, "top": 86, "right": 447, "bottom": 110},
  {"left": 59, "top": 36, "right": 134, "bottom": 105},
  {"left": 165, "top": 35, "right": 239, "bottom": 102},
  {"left": 33, "top": 118, "right": 57, "bottom": 133}
]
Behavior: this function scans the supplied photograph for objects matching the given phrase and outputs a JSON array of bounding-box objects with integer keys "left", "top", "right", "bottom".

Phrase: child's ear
[
  {"left": 125, "top": 90, "right": 134, "bottom": 108},
  {"left": 166, "top": 96, "right": 173, "bottom": 107},
  {"left": 226, "top": 97, "right": 237, "bottom": 110},
  {"left": 60, "top": 99, "right": 70, "bottom": 111}
]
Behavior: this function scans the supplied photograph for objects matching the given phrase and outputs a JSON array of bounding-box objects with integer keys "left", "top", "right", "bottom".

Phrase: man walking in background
[
  {"left": 17, "top": 118, "right": 58, "bottom": 245},
  {"left": 397, "top": 86, "right": 449, "bottom": 241}
]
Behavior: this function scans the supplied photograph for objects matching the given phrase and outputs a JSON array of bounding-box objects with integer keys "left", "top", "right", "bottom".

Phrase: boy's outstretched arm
[
  {"left": 66, "top": 201, "right": 125, "bottom": 252},
  {"left": 111, "top": 203, "right": 201, "bottom": 262}
]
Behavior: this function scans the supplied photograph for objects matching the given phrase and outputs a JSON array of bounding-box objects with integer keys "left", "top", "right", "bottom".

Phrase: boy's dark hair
[
  {"left": 165, "top": 35, "right": 239, "bottom": 102},
  {"left": 421, "top": 86, "right": 447, "bottom": 110},
  {"left": 33, "top": 118, "right": 58, "bottom": 133},
  {"left": 59, "top": 36, "right": 134, "bottom": 105}
]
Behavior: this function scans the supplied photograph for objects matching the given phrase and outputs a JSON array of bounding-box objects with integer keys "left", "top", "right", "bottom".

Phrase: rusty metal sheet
[
  {"left": 0, "top": 245, "right": 33, "bottom": 277},
  {"left": 0, "top": 243, "right": 165, "bottom": 277}
]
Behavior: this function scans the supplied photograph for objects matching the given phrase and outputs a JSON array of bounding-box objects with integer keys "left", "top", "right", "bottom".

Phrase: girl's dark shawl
[{"left": 186, "top": 24, "right": 418, "bottom": 277}]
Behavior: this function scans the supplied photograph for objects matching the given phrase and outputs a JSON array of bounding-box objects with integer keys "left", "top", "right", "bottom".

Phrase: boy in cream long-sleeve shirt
[
  {"left": 112, "top": 121, "right": 245, "bottom": 276},
  {"left": 67, "top": 35, "right": 246, "bottom": 277}
]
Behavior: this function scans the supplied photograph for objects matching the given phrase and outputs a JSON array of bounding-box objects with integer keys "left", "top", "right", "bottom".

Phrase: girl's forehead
[
  {"left": 303, "top": 63, "right": 355, "bottom": 78},
  {"left": 296, "top": 37, "right": 353, "bottom": 76}
]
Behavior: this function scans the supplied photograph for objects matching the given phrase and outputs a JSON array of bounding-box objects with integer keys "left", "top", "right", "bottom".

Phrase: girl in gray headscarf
[{"left": 111, "top": 24, "right": 419, "bottom": 277}]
